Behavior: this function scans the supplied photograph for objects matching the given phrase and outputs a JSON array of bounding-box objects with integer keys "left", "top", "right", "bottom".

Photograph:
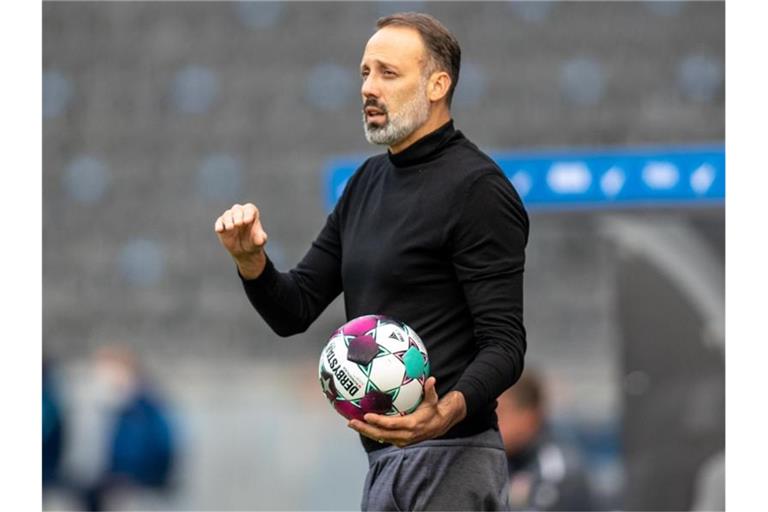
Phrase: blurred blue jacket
[
  {"left": 108, "top": 388, "right": 175, "bottom": 488},
  {"left": 43, "top": 361, "right": 65, "bottom": 486}
]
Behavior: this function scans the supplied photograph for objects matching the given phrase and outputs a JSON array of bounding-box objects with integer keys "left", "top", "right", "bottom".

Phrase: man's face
[
  {"left": 497, "top": 394, "right": 542, "bottom": 456},
  {"left": 360, "top": 26, "right": 432, "bottom": 146}
]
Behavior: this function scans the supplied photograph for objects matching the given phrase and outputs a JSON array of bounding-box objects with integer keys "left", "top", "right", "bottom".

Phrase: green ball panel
[{"left": 404, "top": 346, "right": 425, "bottom": 379}]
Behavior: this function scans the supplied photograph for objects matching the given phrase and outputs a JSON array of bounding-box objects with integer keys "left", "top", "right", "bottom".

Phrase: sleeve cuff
[
  {"left": 451, "top": 380, "right": 483, "bottom": 419},
  {"left": 237, "top": 255, "right": 278, "bottom": 292}
]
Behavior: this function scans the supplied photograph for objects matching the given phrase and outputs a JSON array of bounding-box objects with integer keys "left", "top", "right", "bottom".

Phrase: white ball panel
[
  {"left": 393, "top": 379, "right": 424, "bottom": 414},
  {"left": 373, "top": 323, "right": 408, "bottom": 353},
  {"left": 405, "top": 325, "right": 428, "bottom": 351},
  {"left": 369, "top": 355, "right": 406, "bottom": 392}
]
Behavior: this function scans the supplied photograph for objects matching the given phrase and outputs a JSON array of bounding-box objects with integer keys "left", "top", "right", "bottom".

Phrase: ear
[{"left": 427, "top": 71, "right": 452, "bottom": 103}]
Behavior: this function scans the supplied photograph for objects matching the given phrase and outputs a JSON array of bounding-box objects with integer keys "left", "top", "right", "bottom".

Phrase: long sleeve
[
  {"left": 449, "top": 171, "right": 529, "bottom": 417},
  {"left": 239, "top": 205, "right": 344, "bottom": 337}
]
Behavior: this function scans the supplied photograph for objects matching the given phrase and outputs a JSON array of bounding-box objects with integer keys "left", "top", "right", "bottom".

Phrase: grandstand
[{"left": 43, "top": 2, "right": 723, "bottom": 510}]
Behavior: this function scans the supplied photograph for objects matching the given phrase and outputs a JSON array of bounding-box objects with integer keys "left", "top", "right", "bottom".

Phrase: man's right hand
[{"left": 214, "top": 203, "right": 269, "bottom": 279}]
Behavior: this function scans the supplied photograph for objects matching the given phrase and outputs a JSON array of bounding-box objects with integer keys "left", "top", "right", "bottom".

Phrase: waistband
[{"left": 366, "top": 427, "right": 505, "bottom": 465}]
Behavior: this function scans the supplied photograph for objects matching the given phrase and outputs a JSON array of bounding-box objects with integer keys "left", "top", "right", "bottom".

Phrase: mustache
[{"left": 363, "top": 98, "right": 388, "bottom": 114}]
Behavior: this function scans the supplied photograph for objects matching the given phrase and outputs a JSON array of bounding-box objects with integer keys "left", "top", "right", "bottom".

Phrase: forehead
[{"left": 361, "top": 25, "right": 427, "bottom": 69}]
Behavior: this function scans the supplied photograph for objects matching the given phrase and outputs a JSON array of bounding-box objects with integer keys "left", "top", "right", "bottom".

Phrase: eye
[{"left": 383, "top": 70, "right": 397, "bottom": 77}]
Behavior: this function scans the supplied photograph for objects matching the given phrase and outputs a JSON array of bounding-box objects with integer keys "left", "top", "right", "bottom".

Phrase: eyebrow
[{"left": 360, "top": 59, "right": 400, "bottom": 71}]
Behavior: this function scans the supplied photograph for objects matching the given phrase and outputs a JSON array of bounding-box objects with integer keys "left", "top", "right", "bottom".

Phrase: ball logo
[{"left": 325, "top": 344, "right": 361, "bottom": 396}]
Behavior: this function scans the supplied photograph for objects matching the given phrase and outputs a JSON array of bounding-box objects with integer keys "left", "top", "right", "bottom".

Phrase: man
[
  {"left": 497, "top": 370, "right": 594, "bottom": 511},
  {"left": 215, "top": 12, "right": 529, "bottom": 510},
  {"left": 80, "top": 346, "right": 177, "bottom": 511}
]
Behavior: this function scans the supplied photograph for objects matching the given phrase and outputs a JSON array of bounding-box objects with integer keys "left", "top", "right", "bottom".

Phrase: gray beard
[{"left": 363, "top": 89, "right": 431, "bottom": 147}]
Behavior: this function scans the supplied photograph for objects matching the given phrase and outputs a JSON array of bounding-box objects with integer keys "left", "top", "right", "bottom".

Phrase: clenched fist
[{"left": 214, "top": 203, "right": 269, "bottom": 279}]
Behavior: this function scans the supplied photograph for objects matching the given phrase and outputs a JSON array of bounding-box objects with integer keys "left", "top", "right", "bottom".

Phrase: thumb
[
  {"left": 423, "top": 376, "right": 438, "bottom": 405},
  {"left": 250, "top": 219, "right": 268, "bottom": 247}
]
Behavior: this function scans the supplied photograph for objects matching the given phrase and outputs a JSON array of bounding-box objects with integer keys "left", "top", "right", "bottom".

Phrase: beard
[{"left": 363, "top": 85, "right": 431, "bottom": 146}]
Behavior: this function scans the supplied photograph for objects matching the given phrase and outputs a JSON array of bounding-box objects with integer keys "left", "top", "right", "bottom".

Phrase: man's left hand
[{"left": 348, "top": 377, "right": 467, "bottom": 448}]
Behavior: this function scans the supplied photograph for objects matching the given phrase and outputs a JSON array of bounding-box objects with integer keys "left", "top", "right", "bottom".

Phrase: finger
[
  {"left": 363, "top": 413, "right": 411, "bottom": 430},
  {"left": 348, "top": 419, "right": 385, "bottom": 440},
  {"left": 348, "top": 419, "right": 409, "bottom": 444},
  {"left": 423, "top": 377, "right": 439, "bottom": 404},
  {"left": 214, "top": 216, "right": 224, "bottom": 233},
  {"left": 222, "top": 210, "right": 234, "bottom": 230},
  {"left": 231, "top": 204, "right": 244, "bottom": 226},
  {"left": 242, "top": 203, "right": 257, "bottom": 224},
  {"left": 253, "top": 226, "right": 268, "bottom": 247}
]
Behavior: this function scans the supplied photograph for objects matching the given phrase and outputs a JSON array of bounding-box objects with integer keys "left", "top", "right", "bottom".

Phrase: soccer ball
[{"left": 318, "top": 314, "right": 430, "bottom": 421}]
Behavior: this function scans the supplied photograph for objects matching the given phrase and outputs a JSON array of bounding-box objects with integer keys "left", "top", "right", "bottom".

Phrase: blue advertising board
[{"left": 324, "top": 143, "right": 724, "bottom": 211}]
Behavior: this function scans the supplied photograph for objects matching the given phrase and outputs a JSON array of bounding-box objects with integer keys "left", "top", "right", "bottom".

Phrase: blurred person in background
[
  {"left": 43, "top": 356, "right": 66, "bottom": 490},
  {"left": 79, "top": 345, "right": 177, "bottom": 511},
  {"left": 215, "top": 11, "right": 528, "bottom": 511},
  {"left": 497, "top": 369, "right": 594, "bottom": 511}
]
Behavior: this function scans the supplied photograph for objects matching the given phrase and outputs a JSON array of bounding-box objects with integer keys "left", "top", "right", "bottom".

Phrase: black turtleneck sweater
[{"left": 241, "top": 120, "right": 529, "bottom": 452}]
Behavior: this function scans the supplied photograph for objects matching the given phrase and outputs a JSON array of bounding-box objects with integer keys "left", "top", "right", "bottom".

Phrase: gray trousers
[{"left": 361, "top": 429, "right": 510, "bottom": 511}]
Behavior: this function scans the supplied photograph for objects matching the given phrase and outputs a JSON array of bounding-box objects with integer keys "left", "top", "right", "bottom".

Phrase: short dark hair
[{"left": 376, "top": 12, "right": 461, "bottom": 106}]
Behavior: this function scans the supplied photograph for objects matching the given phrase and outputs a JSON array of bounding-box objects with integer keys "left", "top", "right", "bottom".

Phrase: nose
[{"left": 361, "top": 74, "right": 380, "bottom": 102}]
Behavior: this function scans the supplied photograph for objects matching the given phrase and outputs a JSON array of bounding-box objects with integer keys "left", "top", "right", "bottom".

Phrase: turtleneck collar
[{"left": 387, "top": 119, "right": 457, "bottom": 168}]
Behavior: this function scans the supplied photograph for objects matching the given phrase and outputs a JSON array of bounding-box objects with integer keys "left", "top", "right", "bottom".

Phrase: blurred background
[{"left": 42, "top": 1, "right": 724, "bottom": 510}]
